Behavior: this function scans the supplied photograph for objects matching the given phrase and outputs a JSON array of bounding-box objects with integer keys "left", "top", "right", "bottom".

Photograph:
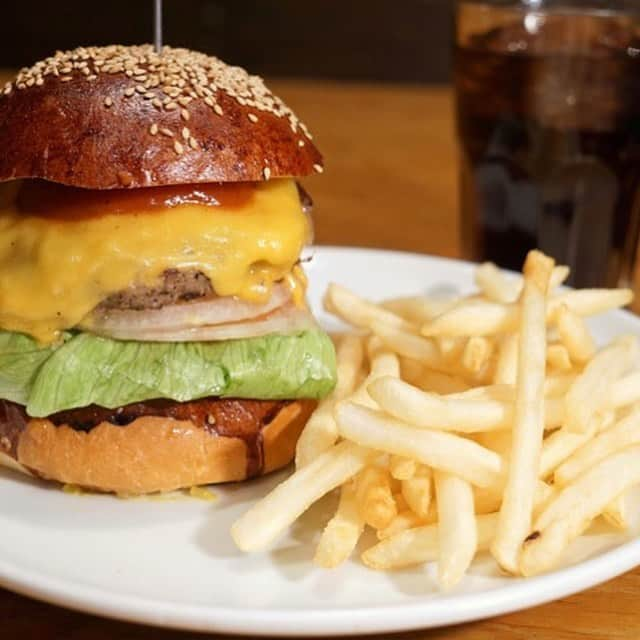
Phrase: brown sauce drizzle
[
  {"left": 0, "top": 397, "right": 290, "bottom": 478},
  {"left": 16, "top": 179, "right": 257, "bottom": 220}
]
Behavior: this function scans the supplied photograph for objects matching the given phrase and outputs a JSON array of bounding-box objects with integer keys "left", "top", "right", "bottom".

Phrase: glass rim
[{"left": 456, "top": 0, "right": 640, "bottom": 14}]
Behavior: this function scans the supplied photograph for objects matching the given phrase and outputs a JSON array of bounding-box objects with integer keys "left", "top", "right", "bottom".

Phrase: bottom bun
[{"left": 12, "top": 400, "right": 315, "bottom": 495}]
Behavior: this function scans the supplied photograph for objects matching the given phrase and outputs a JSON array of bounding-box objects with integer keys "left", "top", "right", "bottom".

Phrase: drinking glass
[{"left": 455, "top": 0, "right": 640, "bottom": 288}]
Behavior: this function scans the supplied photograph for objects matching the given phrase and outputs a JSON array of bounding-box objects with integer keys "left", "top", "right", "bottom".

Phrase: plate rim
[{"left": 1, "top": 244, "right": 639, "bottom": 636}]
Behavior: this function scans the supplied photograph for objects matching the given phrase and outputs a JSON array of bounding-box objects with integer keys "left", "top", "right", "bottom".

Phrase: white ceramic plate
[{"left": 2, "top": 246, "right": 640, "bottom": 636}]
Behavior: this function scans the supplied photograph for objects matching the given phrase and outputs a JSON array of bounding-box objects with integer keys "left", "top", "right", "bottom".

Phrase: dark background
[{"left": 1, "top": 0, "right": 453, "bottom": 83}]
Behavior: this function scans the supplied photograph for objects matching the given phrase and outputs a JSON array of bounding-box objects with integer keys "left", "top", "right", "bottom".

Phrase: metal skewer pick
[{"left": 154, "top": 0, "right": 163, "bottom": 53}]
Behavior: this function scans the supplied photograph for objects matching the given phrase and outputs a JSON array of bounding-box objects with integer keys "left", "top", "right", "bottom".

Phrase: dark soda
[{"left": 455, "top": 11, "right": 640, "bottom": 287}]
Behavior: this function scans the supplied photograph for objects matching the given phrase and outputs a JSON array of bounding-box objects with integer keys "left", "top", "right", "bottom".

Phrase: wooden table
[{"left": 1, "top": 76, "right": 639, "bottom": 639}]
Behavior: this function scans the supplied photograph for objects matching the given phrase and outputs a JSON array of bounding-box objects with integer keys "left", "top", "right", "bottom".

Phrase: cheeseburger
[{"left": 0, "top": 45, "right": 336, "bottom": 494}]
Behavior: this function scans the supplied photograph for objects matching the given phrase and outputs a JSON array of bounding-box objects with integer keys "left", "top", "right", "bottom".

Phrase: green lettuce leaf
[
  {"left": 0, "top": 331, "right": 62, "bottom": 405},
  {"left": 25, "top": 329, "right": 336, "bottom": 417}
]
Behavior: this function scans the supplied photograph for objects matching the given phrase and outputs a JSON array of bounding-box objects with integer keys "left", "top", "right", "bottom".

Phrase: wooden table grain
[{"left": 1, "top": 75, "right": 639, "bottom": 639}]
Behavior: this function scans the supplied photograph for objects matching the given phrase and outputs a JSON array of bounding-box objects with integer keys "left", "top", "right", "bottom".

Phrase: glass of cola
[{"left": 455, "top": 0, "right": 640, "bottom": 288}]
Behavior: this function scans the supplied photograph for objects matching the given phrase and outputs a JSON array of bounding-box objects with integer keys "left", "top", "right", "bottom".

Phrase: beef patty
[{"left": 97, "top": 268, "right": 215, "bottom": 311}]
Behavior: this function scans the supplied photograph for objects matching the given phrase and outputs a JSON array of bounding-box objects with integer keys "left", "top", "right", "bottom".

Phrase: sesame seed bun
[
  {"left": 0, "top": 45, "right": 323, "bottom": 189},
  {"left": 2, "top": 400, "right": 315, "bottom": 495}
]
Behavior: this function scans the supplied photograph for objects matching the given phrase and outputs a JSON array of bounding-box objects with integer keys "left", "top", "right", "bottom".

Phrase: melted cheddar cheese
[{"left": 0, "top": 179, "right": 309, "bottom": 343}]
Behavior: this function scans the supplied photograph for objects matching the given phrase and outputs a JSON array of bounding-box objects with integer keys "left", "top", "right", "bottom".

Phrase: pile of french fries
[{"left": 232, "top": 249, "right": 640, "bottom": 589}]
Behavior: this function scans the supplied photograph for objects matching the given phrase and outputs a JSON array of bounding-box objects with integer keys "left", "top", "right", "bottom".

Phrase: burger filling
[
  {"left": 0, "top": 178, "right": 311, "bottom": 342},
  {"left": 0, "top": 178, "right": 336, "bottom": 449}
]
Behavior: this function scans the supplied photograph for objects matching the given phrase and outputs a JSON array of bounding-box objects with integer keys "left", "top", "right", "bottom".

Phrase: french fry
[
  {"left": 335, "top": 402, "right": 504, "bottom": 487},
  {"left": 296, "top": 335, "right": 364, "bottom": 467},
  {"left": 462, "top": 336, "right": 495, "bottom": 374},
  {"left": 522, "top": 445, "right": 640, "bottom": 576},
  {"left": 231, "top": 441, "right": 372, "bottom": 552},
  {"left": 564, "top": 336, "right": 638, "bottom": 433},
  {"left": 548, "top": 288, "right": 633, "bottom": 322},
  {"left": 389, "top": 455, "right": 417, "bottom": 481},
  {"left": 546, "top": 344, "right": 572, "bottom": 372},
  {"left": 474, "top": 429, "right": 512, "bottom": 457},
  {"left": 556, "top": 305, "right": 596, "bottom": 365},
  {"left": 415, "top": 367, "right": 471, "bottom": 395},
  {"left": 536, "top": 445, "right": 640, "bottom": 534},
  {"left": 368, "top": 377, "right": 563, "bottom": 433},
  {"left": 539, "top": 426, "right": 597, "bottom": 480},
  {"left": 376, "top": 510, "right": 425, "bottom": 541},
  {"left": 606, "top": 370, "right": 640, "bottom": 410},
  {"left": 437, "top": 336, "right": 467, "bottom": 361},
  {"left": 434, "top": 470, "right": 477, "bottom": 589},
  {"left": 370, "top": 320, "right": 444, "bottom": 370},
  {"left": 314, "top": 481, "right": 365, "bottom": 568},
  {"left": 602, "top": 493, "right": 630, "bottom": 531},
  {"left": 324, "top": 283, "right": 414, "bottom": 331},
  {"left": 474, "top": 479, "right": 554, "bottom": 516},
  {"left": 544, "top": 372, "right": 577, "bottom": 397},
  {"left": 356, "top": 466, "right": 397, "bottom": 530},
  {"left": 349, "top": 350, "right": 400, "bottom": 409},
  {"left": 367, "top": 377, "right": 509, "bottom": 432},
  {"left": 401, "top": 465, "right": 432, "bottom": 518},
  {"left": 475, "top": 262, "right": 570, "bottom": 304},
  {"left": 422, "top": 299, "right": 518, "bottom": 337},
  {"left": 394, "top": 492, "right": 409, "bottom": 512},
  {"left": 421, "top": 288, "right": 633, "bottom": 338},
  {"left": 492, "top": 250, "right": 554, "bottom": 574},
  {"left": 382, "top": 296, "right": 458, "bottom": 325},
  {"left": 398, "top": 356, "right": 425, "bottom": 387},
  {"left": 494, "top": 333, "right": 519, "bottom": 385},
  {"left": 475, "top": 262, "right": 520, "bottom": 303},
  {"left": 362, "top": 513, "right": 498, "bottom": 571},
  {"left": 554, "top": 406, "right": 640, "bottom": 486},
  {"left": 549, "top": 265, "right": 571, "bottom": 290}
]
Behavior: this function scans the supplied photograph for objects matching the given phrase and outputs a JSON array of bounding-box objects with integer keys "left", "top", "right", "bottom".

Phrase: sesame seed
[
  {"left": 117, "top": 170, "right": 133, "bottom": 186},
  {"left": 160, "top": 127, "right": 173, "bottom": 137},
  {"left": 152, "top": 98, "right": 163, "bottom": 108},
  {"left": 174, "top": 140, "right": 184, "bottom": 155},
  {"left": 150, "top": 123, "right": 159, "bottom": 135},
  {"left": 263, "top": 167, "right": 271, "bottom": 180},
  {"left": 104, "top": 96, "right": 113, "bottom": 107},
  {"left": 189, "top": 137, "right": 199, "bottom": 150},
  {"left": 9, "top": 44, "right": 315, "bottom": 149},
  {"left": 313, "top": 164, "right": 324, "bottom": 174},
  {"left": 181, "top": 127, "right": 190, "bottom": 140}
]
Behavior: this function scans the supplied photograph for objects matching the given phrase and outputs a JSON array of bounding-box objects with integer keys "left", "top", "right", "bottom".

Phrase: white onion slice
[
  {"left": 86, "top": 303, "right": 316, "bottom": 342},
  {"left": 82, "top": 283, "right": 291, "bottom": 333}
]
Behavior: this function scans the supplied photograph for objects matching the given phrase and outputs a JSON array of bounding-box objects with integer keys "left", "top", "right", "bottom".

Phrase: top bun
[{"left": 0, "top": 45, "right": 323, "bottom": 189}]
